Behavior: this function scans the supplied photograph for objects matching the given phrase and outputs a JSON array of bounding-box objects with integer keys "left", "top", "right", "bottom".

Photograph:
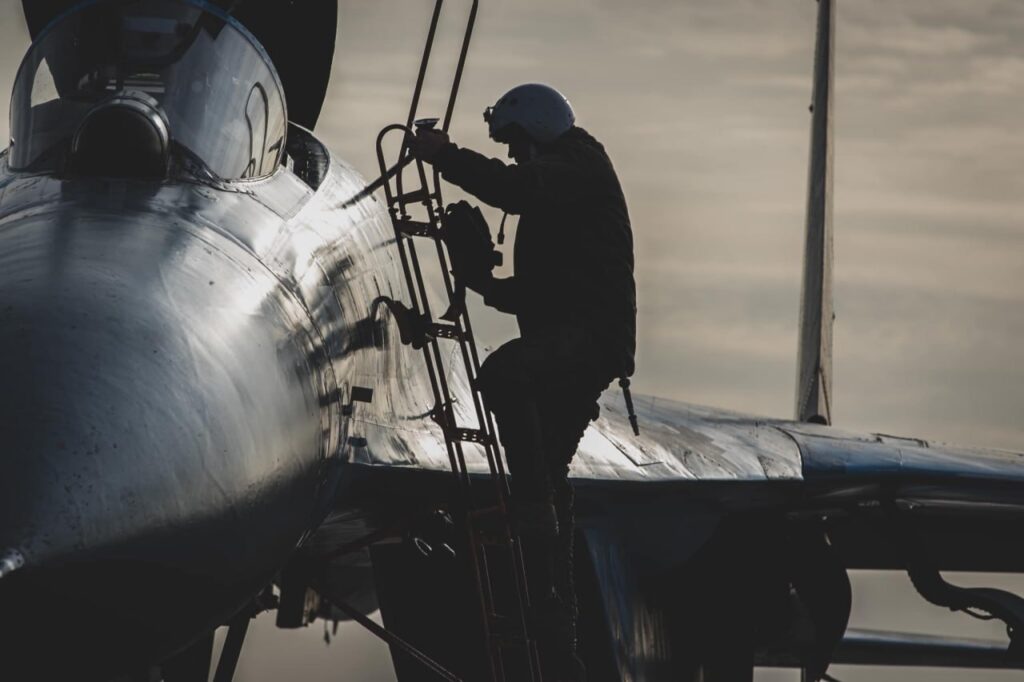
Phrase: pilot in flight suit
[{"left": 410, "top": 83, "right": 636, "bottom": 682}]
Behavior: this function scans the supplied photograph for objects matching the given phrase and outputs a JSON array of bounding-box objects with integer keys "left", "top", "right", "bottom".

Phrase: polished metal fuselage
[
  {"left": 4, "top": 127, "right": 1024, "bottom": 679},
  {"left": 0, "top": 139, "right": 415, "bottom": 674},
  {"left": 0, "top": 122, "right": 804, "bottom": 673}
]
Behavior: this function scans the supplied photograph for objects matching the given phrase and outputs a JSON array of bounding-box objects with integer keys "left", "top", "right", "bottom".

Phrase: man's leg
[
  {"left": 478, "top": 333, "right": 605, "bottom": 681},
  {"left": 478, "top": 339, "right": 558, "bottom": 539},
  {"left": 544, "top": 390, "right": 603, "bottom": 682},
  {"left": 481, "top": 381, "right": 569, "bottom": 678}
]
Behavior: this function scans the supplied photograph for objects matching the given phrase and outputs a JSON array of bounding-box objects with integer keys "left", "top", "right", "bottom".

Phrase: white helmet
[{"left": 483, "top": 83, "right": 576, "bottom": 145}]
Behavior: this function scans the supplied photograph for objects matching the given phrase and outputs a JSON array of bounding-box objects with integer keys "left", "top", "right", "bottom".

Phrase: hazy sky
[{"left": 2, "top": 1, "right": 1024, "bottom": 680}]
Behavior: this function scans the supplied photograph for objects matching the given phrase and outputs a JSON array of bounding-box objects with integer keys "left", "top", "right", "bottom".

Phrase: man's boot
[{"left": 528, "top": 591, "right": 585, "bottom": 681}]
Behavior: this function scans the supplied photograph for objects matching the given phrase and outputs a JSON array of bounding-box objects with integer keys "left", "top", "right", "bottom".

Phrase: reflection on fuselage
[{"left": 0, "top": 124, "right": 433, "bottom": 678}]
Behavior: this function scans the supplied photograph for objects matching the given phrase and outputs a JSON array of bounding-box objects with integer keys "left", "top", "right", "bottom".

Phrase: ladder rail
[
  {"left": 380, "top": 173, "right": 542, "bottom": 682},
  {"left": 422, "top": 0, "right": 507, "bottom": 491},
  {"left": 405, "top": 157, "right": 480, "bottom": 492},
  {"left": 434, "top": 0, "right": 481, "bottom": 192},
  {"left": 380, "top": 124, "right": 491, "bottom": 492},
  {"left": 369, "top": 1, "right": 545, "bottom": 679},
  {"left": 416, "top": 0, "right": 542, "bottom": 671},
  {"left": 397, "top": 0, "right": 445, "bottom": 205},
  {"left": 423, "top": 218, "right": 499, "bottom": 481},
  {"left": 406, "top": 0, "right": 445, "bottom": 131},
  {"left": 376, "top": 126, "right": 462, "bottom": 483},
  {"left": 441, "top": 0, "right": 479, "bottom": 134},
  {"left": 412, "top": 154, "right": 544, "bottom": 682},
  {"left": 378, "top": 127, "right": 511, "bottom": 682},
  {"left": 423, "top": 155, "right": 513, "bottom": 495}
]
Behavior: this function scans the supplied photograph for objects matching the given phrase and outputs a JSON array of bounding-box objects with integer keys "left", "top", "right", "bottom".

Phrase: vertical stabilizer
[{"left": 795, "top": 0, "right": 835, "bottom": 425}]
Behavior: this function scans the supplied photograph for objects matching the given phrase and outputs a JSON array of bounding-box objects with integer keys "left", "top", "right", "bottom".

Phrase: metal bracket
[
  {"left": 373, "top": 296, "right": 430, "bottom": 349},
  {"left": 428, "top": 322, "right": 464, "bottom": 341},
  {"left": 908, "top": 560, "right": 1024, "bottom": 655},
  {"left": 888, "top": 502, "right": 1024, "bottom": 657},
  {"left": 316, "top": 583, "right": 463, "bottom": 682},
  {"left": 342, "top": 385, "right": 374, "bottom": 416},
  {"left": 451, "top": 428, "right": 492, "bottom": 445},
  {"left": 396, "top": 218, "right": 438, "bottom": 238},
  {"left": 212, "top": 611, "right": 252, "bottom": 682}
]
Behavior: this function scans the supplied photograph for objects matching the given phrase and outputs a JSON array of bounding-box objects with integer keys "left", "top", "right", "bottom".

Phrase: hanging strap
[
  {"left": 619, "top": 377, "right": 640, "bottom": 436},
  {"left": 497, "top": 212, "right": 508, "bottom": 245}
]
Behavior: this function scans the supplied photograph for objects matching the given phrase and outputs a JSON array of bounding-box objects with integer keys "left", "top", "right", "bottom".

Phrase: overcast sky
[{"left": 3, "top": 0, "right": 1024, "bottom": 680}]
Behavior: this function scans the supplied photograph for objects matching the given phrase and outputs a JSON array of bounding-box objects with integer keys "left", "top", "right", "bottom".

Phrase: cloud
[{"left": 843, "top": 22, "right": 995, "bottom": 56}]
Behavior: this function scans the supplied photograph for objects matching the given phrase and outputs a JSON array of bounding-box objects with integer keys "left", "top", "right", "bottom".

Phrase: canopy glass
[{"left": 10, "top": 0, "right": 287, "bottom": 180}]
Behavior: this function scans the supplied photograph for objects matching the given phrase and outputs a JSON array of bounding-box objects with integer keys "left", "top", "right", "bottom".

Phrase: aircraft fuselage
[{"left": 0, "top": 133, "right": 409, "bottom": 677}]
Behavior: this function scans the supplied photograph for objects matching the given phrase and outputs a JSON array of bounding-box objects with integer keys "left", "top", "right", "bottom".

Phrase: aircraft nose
[
  {"left": 0, "top": 223, "right": 213, "bottom": 676},
  {"left": 0, "top": 204, "right": 326, "bottom": 676},
  {"left": 0, "top": 205, "right": 323, "bottom": 562},
  {"left": 0, "top": 229, "right": 209, "bottom": 566},
  {"left": 0, "top": 265, "right": 183, "bottom": 564}
]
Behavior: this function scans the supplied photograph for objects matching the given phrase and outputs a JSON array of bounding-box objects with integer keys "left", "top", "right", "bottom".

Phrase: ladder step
[
  {"left": 428, "top": 322, "right": 465, "bottom": 340},
  {"left": 467, "top": 506, "right": 514, "bottom": 546},
  {"left": 395, "top": 189, "right": 432, "bottom": 205},
  {"left": 395, "top": 218, "right": 437, "bottom": 238},
  {"left": 475, "top": 531, "right": 513, "bottom": 548},
  {"left": 488, "top": 614, "right": 528, "bottom": 640},
  {"left": 491, "top": 634, "right": 529, "bottom": 649},
  {"left": 450, "top": 427, "right": 493, "bottom": 445},
  {"left": 468, "top": 505, "right": 505, "bottom": 520}
]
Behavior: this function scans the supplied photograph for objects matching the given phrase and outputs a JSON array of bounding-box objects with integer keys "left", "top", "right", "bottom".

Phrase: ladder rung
[
  {"left": 467, "top": 506, "right": 512, "bottom": 545},
  {"left": 395, "top": 218, "right": 437, "bottom": 238},
  {"left": 490, "top": 633, "right": 529, "bottom": 648},
  {"left": 395, "top": 189, "right": 432, "bottom": 205},
  {"left": 488, "top": 614, "right": 527, "bottom": 639},
  {"left": 468, "top": 505, "right": 504, "bottom": 519},
  {"left": 450, "top": 428, "right": 492, "bottom": 445},
  {"left": 428, "top": 322, "right": 464, "bottom": 340},
  {"left": 477, "top": 533, "right": 513, "bottom": 548}
]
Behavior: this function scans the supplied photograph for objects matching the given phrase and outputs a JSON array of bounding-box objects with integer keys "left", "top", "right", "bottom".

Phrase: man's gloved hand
[
  {"left": 438, "top": 201, "right": 501, "bottom": 321},
  {"left": 407, "top": 128, "right": 450, "bottom": 163},
  {"left": 441, "top": 201, "right": 500, "bottom": 288}
]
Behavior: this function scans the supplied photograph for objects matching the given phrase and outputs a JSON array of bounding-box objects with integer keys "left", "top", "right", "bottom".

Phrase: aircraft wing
[
  {"left": 586, "top": 392, "right": 1024, "bottom": 572},
  {"left": 595, "top": 390, "right": 1024, "bottom": 487},
  {"left": 834, "top": 629, "right": 1018, "bottom": 669},
  {"left": 329, "top": 388, "right": 1024, "bottom": 571},
  {"left": 312, "top": 391, "right": 1024, "bottom": 679},
  {"left": 758, "top": 628, "right": 1019, "bottom": 670}
]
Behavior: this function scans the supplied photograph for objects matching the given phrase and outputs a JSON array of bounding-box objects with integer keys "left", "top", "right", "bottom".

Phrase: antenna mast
[{"left": 795, "top": 0, "right": 835, "bottom": 425}]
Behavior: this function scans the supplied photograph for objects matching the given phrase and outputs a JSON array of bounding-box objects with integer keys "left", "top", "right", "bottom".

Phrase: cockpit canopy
[{"left": 9, "top": 0, "right": 287, "bottom": 180}]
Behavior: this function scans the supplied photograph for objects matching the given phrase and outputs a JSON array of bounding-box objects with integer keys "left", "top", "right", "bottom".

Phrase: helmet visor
[{"left": 484, "top": 106, "right": 517, "bottom": 143}]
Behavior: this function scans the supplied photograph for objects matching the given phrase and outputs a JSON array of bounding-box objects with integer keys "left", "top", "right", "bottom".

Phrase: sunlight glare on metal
[{"left": 0, "top": 549, "right": 25, "bottom": 579}]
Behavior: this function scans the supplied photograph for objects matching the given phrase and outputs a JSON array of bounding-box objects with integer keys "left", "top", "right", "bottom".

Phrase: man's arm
[
  {"left": 407, "top": 129, "right": 592, "bottom": 214},
  {"left": 473, "top": 276, "right": 520, "bottom": 315},
  {"left": 431, "top": 143, "right": 587, "bottom": 215}
]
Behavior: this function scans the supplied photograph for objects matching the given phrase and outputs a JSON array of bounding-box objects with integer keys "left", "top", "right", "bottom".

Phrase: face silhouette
[
  {"left": 501, "top": 125, "right": 536, "bottom": 165},
  {"left": 507, "top": 138, "right": 535, "bottom": 164}
]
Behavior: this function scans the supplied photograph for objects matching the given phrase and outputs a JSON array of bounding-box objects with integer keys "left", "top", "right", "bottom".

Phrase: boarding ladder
[{"left": 368, "top": 1, "right": 543, "bottom": 680}]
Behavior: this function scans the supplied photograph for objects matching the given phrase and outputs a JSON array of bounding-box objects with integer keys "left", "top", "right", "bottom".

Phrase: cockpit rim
[{"left": 9, "top": 0, "right": 290, "bottom": 182}]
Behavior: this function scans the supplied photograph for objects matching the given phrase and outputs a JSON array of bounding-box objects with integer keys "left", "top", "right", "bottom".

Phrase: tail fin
[{"left": 795, "top": 0, "right": 835, "bottom": 425}]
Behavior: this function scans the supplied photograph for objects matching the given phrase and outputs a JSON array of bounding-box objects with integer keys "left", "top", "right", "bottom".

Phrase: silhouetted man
[{"left": 411, "top": 83, "right": 636, "bottom": 682}]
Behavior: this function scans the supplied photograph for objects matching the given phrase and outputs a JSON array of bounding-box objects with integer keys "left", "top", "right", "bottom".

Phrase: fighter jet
[{"left": 1, "top": 1, "right": 1023, "bottom": 681}]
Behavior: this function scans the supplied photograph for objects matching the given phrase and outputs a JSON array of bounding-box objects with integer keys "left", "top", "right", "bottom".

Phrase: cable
[{"left": 338, "top": 154, "right": 415, "bottom": 210}]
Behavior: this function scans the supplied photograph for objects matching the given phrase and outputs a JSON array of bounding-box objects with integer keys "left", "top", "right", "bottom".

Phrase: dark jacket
[{"left": 433, "top": 127, "right": 636, "bottom": 378}]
